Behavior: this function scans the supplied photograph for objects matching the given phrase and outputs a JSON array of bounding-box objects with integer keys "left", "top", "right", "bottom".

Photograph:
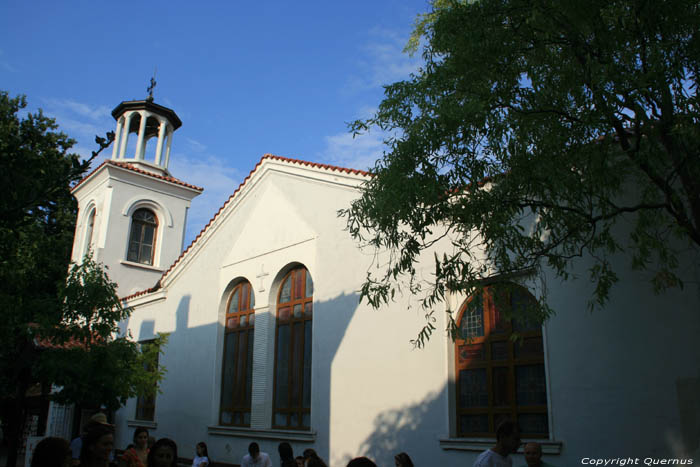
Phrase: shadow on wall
[
  {"left": 313, "top": 291, "right": 362, "bottom": 463},
  {"left": 139, "top": 319, "right": 155, "bottom": 340},
  {"left": 118, "top": 288, "right": 363, "bottom": 464},
  {"left": 176, "top": 294, "right": 191, "bottom": 335},
  {"left": 351, "top": 338, "right": 700, "bottom": 466},
  {"left": 356, "top": 389, "right": 446, "bottom": 467}
]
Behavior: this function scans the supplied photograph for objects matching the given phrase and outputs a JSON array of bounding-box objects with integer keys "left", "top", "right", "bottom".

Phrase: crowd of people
[
  {"left": 29, "top": 413, "right": 552, "bottom": 467},
  {"left": 472, "top": 420, "right": 555, "bottom": 467},
  {"left": 238, "top": 442, "right": 413, "bottom": 467}
]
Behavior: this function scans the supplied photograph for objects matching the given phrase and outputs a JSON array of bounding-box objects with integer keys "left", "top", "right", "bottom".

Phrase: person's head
[
  {"left": 31, "top": 437, "right": 71, "bottom": 467},
  {"left": 82, "top": 413, "right": 111, "bottom": 434},
  {"left": 80, "top": 423, "right": 114, "bottom": 466},
  {"left": 524, "top": 442, "right": 543, "bottom": 466},
  {"left": 133, "top": 427, "right": 149, "bottom": 449},
  {"left": 394, "top": 452, "right": 414, "bottom": 467},
  {"left": 278, "top": 442, "right": 293, "bottom": 461},
  {"left": 148, "top": 438, "right": 178, "bottom": 467},
  {"left": 302, "top": 449, "right": 327, "bottom": 467},
  {"left": 306, "top": 458, "right": 328, "bottom": 467},
  {"left": 347, "top": 458, "right": 377, "bottom": 467},
  {"left": 248, "top": 442, "right": 260, "bottom": 460},
  {"left": 495, "top": 419, "right": 521, "bottom": 455},
  {"left": 196, "top": 442, "right": 208, "bottom": 458},
  {"left": 88, "top": 413, "right": 109, "bottom": 426},
  {"left": 295, "top": 456, "right": 305, "bottom": 467}
]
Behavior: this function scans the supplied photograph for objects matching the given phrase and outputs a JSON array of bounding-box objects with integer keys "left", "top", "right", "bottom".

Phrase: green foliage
[
  {"left": 135, "top": 335, "right": 169, "bottom": 398},
  {"left": 341, "top": 0, "right": 700, "bottom": 345},
  {"left": 0, "top": 92, "right": 86, "bottom": 401},
  {"left": 37, "top": 260, "right": 170, "bottom": 410},
  {"left": 0, "top": 92, "right": 160, "bottom": 458}
]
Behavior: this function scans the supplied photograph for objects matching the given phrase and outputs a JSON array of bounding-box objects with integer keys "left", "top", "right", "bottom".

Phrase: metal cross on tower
[{"left": 146, "top": 67, "right": 157, "bottom": 101}]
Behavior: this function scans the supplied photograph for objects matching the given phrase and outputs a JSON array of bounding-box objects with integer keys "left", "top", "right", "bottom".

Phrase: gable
[
  {"left": 223, "top": 180, "right": 316, "bottom": 267},
  {"left": 156, "top": 155, "right": 369, "bottom": 293}
]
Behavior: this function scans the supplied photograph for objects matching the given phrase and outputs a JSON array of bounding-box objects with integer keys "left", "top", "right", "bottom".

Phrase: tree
[
  {"left": 341, "top": 0, "right": 700, "bottom": 346},
  {"left": 0, "top": 92, "right": 163, "bottom": 467},
  {"left": 35, "top": 257, "right": 168, "bottom": 412}
]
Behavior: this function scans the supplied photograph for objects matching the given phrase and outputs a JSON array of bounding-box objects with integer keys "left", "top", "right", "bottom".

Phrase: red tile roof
[
  {"left": 34, "top": 334, "right": 91, "bottom": 350},
  {"left": 262, "top": 154, "right": 370, "bottom": 177},
  {"left": 120, "top": 285, "right": 160, "bottom": 303},
  {"left": 31, "top": 322, "right": 104, "bottom": 350},
  {"left": 72, "top": 160, "right": 204, "bottom": 193},
  {"left": 121, "top": 154, "right": 370, "bottom": 302}
]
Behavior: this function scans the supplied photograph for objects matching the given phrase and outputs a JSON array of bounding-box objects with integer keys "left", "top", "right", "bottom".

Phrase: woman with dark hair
[
  {"left": 192, "top": 442, "right": 209, "bottom": 467},
  {"left": 301, "top": 449, "right": 327, "bottom": 467},
  {"left": 278, "top": 442, "right": 295, "bottom": 467},
  {"left": 119, "top": 427, "right": 149, "bottom": 467},
  {"left": 147, "top": 438, "right": 178, "bottom": 467},
  {"left": 80, "top": 423, "right": 115, "bottom": 467},
  {"left": 346, "top": 458, "right": 377, "bottom": 467},
  {"left": 394, "top": 452, "right": 414, "bottom": 467},
  {"left": 31, "top": 437, "right": 72, "bottom": 467}
]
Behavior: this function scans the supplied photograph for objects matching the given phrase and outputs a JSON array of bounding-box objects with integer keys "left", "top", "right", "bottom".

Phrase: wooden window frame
[
  {"left": 272, "top": 267, "right": 313, "bottom": 430},
  {"left": 219, "top": 281, "right": 255, "bottom": 427},
  {"left": 454, "top": 284, "right": 548, "bottom": 438},
  {"left": 127, "top": 208, "right": 158, "bottom": 265}
]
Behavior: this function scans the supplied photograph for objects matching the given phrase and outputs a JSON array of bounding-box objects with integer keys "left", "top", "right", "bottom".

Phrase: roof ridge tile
[{"left": 72, "top": 160, "right": 204, "bottom": 192}]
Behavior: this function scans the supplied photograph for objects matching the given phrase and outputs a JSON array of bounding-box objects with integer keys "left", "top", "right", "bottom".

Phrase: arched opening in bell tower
[{"left": 142, "top": 115, "right": 162, "bottom": 164}]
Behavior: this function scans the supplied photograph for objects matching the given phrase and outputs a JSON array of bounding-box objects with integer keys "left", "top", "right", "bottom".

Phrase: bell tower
[
  {"left": 109, "top": 83, "right": 180, "bottom": 176},
  {"left": 71, "top": 85, "right": 203, "bottom": 297}
]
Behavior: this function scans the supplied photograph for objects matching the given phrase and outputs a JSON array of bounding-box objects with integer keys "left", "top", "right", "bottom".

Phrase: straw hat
[{"left": 88, "top": 412, "right": 113, "bottom": 427}]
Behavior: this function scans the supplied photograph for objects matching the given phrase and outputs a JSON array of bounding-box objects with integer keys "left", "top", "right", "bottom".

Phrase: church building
[{"left": 59, "top": 95, "right": 700, "bottom": 466}]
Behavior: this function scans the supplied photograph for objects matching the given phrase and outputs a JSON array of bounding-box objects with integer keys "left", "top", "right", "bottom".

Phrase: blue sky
[{"left": 1, "top": 1, "right": 428, "bottom": 245}]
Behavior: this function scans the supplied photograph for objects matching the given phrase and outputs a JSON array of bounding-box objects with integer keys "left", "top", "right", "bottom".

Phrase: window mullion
[{"left": 137, "top": 220, "right": 145, "bottom": 262}]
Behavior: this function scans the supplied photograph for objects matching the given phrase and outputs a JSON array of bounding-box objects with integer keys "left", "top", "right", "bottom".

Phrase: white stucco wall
[
  {"left": 72, "top": 163, "right": 200, "bottom": 296},
  {"left": 543, "top": 251, "right": 700, "bottom": 461},
  {"left": 109, "top": 158, "right": 700, "bottom": 466}
]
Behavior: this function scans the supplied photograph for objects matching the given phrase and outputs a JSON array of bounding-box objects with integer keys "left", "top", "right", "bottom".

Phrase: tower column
[
  {"left": 111, "top": 117, "right": 123, "bottom": 159},
  {"left": 134, "top": 111, "right": 148, "bottom": 160},
  {"left": 164, "top": 126, "right": 173, "bottom": 170},
  {"left": 154, "top": 118, "right": 167, "bottom": 166},
  {"left": 119, "top": 112, "right": 134, "bottom": 159}
]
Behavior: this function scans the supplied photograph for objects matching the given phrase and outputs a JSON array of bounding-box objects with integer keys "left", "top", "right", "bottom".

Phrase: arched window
[
  {"left": 273, "top": 266, "right": 313, "bottom": 429},
  {"left": 455, "top": 284, "right": 548, "bottom": 438},
  {"left": 83, "top": 208, "right": 96, "bottom": 256},
  {"left": 220, "top": 280, "right": 255, "bottom": 426},
  {"left": 127, "top": 208, "right": 157, "bottom": 265}
]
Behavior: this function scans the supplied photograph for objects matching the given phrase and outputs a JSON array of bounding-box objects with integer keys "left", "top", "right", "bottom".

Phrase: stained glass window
[
  {"left": 460, "top": 295, "right": 484, "bottom": 338},
  {"left": 455, "top": 284, "right": 548, "bottom": 438},
  {"left": 273, "top": 266, "right": 313, "bottom": 430},
  {"left": 220, "top": 281, "right": 255, "bottom": 426}
]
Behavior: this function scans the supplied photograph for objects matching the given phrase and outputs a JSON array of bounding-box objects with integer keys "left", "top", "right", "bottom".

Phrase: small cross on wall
[{"left": 256, "top": 264, "right": 269, "bottom": 293}]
